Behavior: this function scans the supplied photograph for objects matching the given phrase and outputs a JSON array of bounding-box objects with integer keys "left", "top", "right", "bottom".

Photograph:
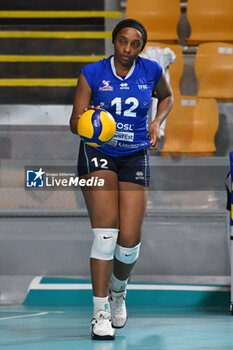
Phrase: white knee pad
[
  {"left": 114, "top": 242, "right": 141, "bottom": 264},
  {"left": 90, "top": 228, "right": 119, "bottom": 261}
]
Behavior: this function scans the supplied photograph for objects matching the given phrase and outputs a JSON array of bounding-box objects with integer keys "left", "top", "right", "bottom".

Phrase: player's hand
[
  {"left": 71, "top": 106, "right": 95, "bottom": 135},
  {"left": 83, "top": 105, "right": 101, "bottom": 112},
  {"left": 75, "top": 105, "right": 95, "bottom": 121},
  {"left": 75, "top": 105, "right": 101, "bottom": 133},
  {"left": 76, "top": 105, "right": 101, "bottom": 129},
  {"left": 79, "top": 105, "right": 94, "bottom": 116},
  {"left": 148, "top": 121, "right": 160, "bottom": 150}
]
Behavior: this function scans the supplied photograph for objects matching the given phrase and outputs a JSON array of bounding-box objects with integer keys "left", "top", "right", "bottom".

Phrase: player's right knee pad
[{"left": 90, "top": 228, "right": 119, "bottom": 261}]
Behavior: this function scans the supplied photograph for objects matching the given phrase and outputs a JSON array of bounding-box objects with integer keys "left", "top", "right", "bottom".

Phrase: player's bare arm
[
  {"left": 69, "top": 72, "right": 92, "bottom": 135},
  {"left": 148, "top": 70, "right": 173, "bottom": 149}
]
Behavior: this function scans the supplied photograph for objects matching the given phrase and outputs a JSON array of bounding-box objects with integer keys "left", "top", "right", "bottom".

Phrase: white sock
[
  {"left": 111, "top": 274, "right": 128, "bottom": 293},
  {"left": 93, "top": 296, "right": 110, "bottom": 316}
]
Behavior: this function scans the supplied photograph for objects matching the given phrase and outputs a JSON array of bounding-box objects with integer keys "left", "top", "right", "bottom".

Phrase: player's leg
[
  {"left": 109, "top": 148, "right": 150, "bottom": 328},
  {"left": 81, "top": 170, "right": 119, "bottom": 339},
  {"left": 115, "top": 181, "right": 148, "bottom": 273},
  {"left": 78, "top": 141, "right": 120, "bottom": 296},
  {"left": 81, "top": 170, "right": 119, "bottom": 297},
  {"left": 78, "top": 141, "right": 120, "bottom": 338},
  {"left": 110, "top": 182, "right": 148, "bottom": 328}
]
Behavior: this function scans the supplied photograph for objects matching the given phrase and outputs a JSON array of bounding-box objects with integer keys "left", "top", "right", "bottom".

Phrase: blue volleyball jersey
[{"left": 81, "top": 55, "right": 162, "bottom": 156}]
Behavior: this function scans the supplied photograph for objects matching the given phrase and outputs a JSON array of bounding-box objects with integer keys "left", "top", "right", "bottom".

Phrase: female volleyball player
[{"left": 70, "top": 19, "right": 173, "bottom": 340}]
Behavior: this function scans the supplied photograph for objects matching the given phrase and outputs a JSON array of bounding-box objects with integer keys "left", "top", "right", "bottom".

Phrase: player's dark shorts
[{"left": 78, "top": 141, "right": 150, "bottom": 187}]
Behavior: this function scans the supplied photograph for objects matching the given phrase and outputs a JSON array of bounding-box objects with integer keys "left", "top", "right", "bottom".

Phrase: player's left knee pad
[
  {"left": 90, "top": 228, "right": 119, "bottom": 261},
  {"left": 114, "top": 242, "right": 141, "bottom": 264}
]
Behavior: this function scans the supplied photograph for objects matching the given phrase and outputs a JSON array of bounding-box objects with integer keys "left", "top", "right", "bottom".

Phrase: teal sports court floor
[
  {"left": 1, "top": 278, "right": 233, "bottom": 350},
  {"left": 1, "top": 305, "right": 233, "bottom": 350}
]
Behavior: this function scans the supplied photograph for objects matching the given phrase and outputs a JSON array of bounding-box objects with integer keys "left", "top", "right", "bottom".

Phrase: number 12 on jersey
[{"left": 111, "top": 97, "right": 139, "bottom": 117}]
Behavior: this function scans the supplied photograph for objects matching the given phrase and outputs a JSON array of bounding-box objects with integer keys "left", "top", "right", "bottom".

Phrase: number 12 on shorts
[{"left": 91, "top": 157, "right": 108, "bottom": 169}]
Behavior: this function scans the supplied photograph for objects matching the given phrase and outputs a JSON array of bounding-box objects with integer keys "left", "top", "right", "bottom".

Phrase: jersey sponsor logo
[
  {"left": 135, "top": 171, "right": 145, "bottom": 180},
  {"left": 117, "top": 141, "right": 147, "bottom": 149},
  {"left": 138, "top": 84, "right": 148, "bottom": 90},
  {"left": 142, "top": 101, "right": 149, "bottom": 108},
  {"left": 120, "top": 82, "right": 129, "bottom": 90},
  {"left": 136, "top": 78, "right": 146, "bottom": 84},
  {"left": 98, "top": 80, "right": 113, "bottom": 91},
  {"left": 116, "top": 122, "right": 134, "bottom": 131},
  {"left": 112, "top": 131, "right": 134, "bottom": 142},
  {"left": 107, "top": 139, "right": 118, "bottom": 147},
  {"left": 136, "top": 78, "right": 148, "bottom": 90}
]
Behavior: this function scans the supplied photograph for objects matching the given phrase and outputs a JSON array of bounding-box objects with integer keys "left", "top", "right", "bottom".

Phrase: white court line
[
  {"left": 127, "top": 284, "right": 230, "bottom": 292},
  {"left": 30, "top": 284, "right": 230, "bottom": 292},
  {"left": 0, "top": 311, "right": 49, "bottom": 320},
  {"left": 30, "top": 283, "right": 93, "bottom": 290},
  {"left": 0, "top": 310, "right": 65, "bottom": 313},
  {"left": 28, "top": 277, "right": 230, "bottom": 292}
]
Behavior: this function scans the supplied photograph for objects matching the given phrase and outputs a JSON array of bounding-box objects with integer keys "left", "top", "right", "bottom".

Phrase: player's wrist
[{"left": 150, "top": 119, "right": 161, "bottom": 128}]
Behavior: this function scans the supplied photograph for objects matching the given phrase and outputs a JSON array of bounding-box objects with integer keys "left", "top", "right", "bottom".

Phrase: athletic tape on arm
[
  {"left": 114, "top": 242, "right": 141, "bottom": 264},
  {"left": 90, "top": 228, "right": 119, "bottom": 260}
]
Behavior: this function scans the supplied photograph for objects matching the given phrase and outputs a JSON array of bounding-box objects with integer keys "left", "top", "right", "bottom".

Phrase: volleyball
[{"left": 77, "top": 107, "right": 116, "bottom": 147}]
